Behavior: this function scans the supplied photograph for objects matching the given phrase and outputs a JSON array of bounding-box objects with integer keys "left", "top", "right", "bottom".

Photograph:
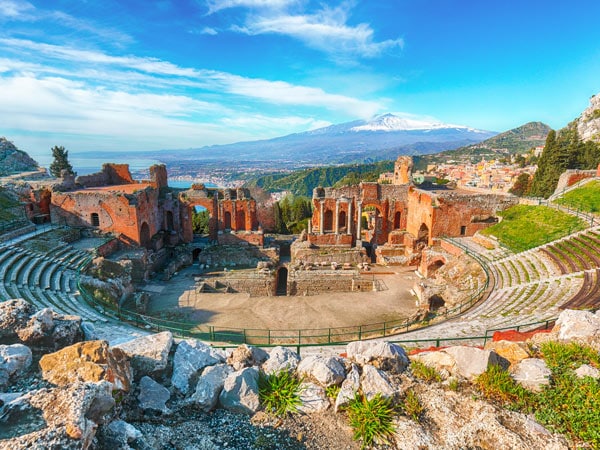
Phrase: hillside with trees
[{"left": 244, "top": 160, "right": 394, "bottom": 196}]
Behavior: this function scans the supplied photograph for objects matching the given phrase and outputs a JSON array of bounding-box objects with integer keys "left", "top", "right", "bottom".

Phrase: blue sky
[{"left": 1, "top": 0, "right": 600, "bottom": 162}]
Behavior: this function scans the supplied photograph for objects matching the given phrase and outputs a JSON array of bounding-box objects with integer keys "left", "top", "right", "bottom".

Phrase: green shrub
[
  {"left": 411, "top": 360, "right": 442, "bottom": 382},
  {"left": 475, "top": 365, "right": 534, "bottom": 410},
  {"left": 258, "top": 370, "right": 303, "bottom": 417},
  {"left": 325, "top": 384, "right": 341, "bottom": 400},
  {"left": 347, "top": 393, "right": 396, "bottom": 449},
  {"left": 402, "top": 389, "right": 424, "bottom": 421},
  {"left": 540, "top": 341, "right": 600, "bottom": 374}
]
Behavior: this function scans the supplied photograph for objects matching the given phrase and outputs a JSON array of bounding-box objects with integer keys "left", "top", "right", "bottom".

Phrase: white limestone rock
[
  {"left": 410, "top": 350, "right": 456, "bottom": 379},
  {"left": 511, "top": 358, "right": 552, "bottom": 392},
  {"left": 443, "top": 346, "right": 508, "bottom": 380},
  {"left": 297, "top": 382, "right": 329, "bottom": 413},
  {"left": 360, "top": 364, "right": 396, "bottom": 400},
  {"left": 104, "top": 420, "right": 143, "bottom": 446},
  {"left": 261, "top": 346, "right": 301, "bottom": 375},
  {"left": 227, "top": 344, "right": 269, "bottom": 371},
  {"left": 171, "top": 339, "right": 224, "bottom": 394},
  {"left": 219, "top": 367, "right": 260, "bottom": 415},
  {"left": 554, "top": 309, "right": 600, "bottom": 345},
  {"left": 0, "top": 343, "right": 32, "bottom": 381},
  {"left": 189, "top": 364, "right": 233, "bottom": 412},
  {"left": 575, "top": 363, "right": 600, "bottom": 379},
  {"left": 0, "top": 298, "right": 36, "bottom": 340},
  {"left": 138, "top": 376, "right": 171, "bottom": 414},
  {"left": 335, "top": 363, "right": 360, "bottom": 412},
  {"left": 346, "top": 341, "right": 409, "bottom": 374},
  {"left": 115, "top": 331, "right": 173, "bottom": 379},
  {"left": 296, "top": 355, "right": 346, "bottom": 387}
]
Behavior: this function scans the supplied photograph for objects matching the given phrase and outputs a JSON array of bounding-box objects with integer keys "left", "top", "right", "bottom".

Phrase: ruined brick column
[
  {"left": 334, "top": 200, "right": 340, "bottom": 235},
  {"left": 356, "top": 201, "right": 362, "bottom": 241},
  {"left": 319, "top": 200, "right": 325, "bottom": 235},
  {"left": 347, "top": 199, "right": 352, "bottom": 235}
]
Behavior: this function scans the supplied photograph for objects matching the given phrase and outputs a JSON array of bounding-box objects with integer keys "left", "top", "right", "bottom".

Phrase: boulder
[
  {"left": 227, "top": 344, "right": 269, "bottom": 371},
  {"left": 297, "top": 382, "right": 329, "bottom": 413},
  {"left": 81, "top": 322, "right": 98, "bottom": 341},
  {"left": 115, "top": 331, "right": 173, "bottom": 379},
  {"left": 553, "top": 309, "right": 600, "bottom": 346},
  {"left": 261, "top": 346, "right": 301, "bottom": 375},
  {"left": 219, "top": 367, "right": 260, "bottom": 415},
  {"left": 335, "top": 363, "right": 360, "bottom": 412},
  {"left": 100, "top": 420, "right": 143, "bottom": 449},
  {"left": 443, "top": 346, "right": 509, "bottom": 380},
  {"left": 360, "top": 364, "right": 396, "bottom": 400},
  {"left": 3, "top": 381, "right": 115, "bottom": 450},
  {"left": 575, "top": 364, "right": 600, "bottom": 379},
  {"left": 138, "top": 376, "right": 171, "bottom": 414},
  {"left": 410, "top": 350, "right": 456, "bottom": 379},
  {"left": 171, "top": 339, "right": 224, "bottom": 394},
  {"left": 189, "top": 363, "right": 233, "bottom": 412},
  {"left": 346, "top": 341, "right": 409, "bottom": 374},
  {"left": 296, "top": 355, "right": 346, "bottom": 387},
  {"left": 484, "top": 340, "right": 531, "bottom": 366},
  {"left": 39, "top": 340, "right": 132, "bottom": 391},
  {"left": 17, "top": 308, "right": 83, "bottom": 350},
  {"left": 511, "top": 358, "right": 552, "bottom": 392},
  {"left": 0, "top": 298, "right": 36, "bottom": 340},
  {"left": 0, "top": 343, "right": 32, "bottom": 384}
]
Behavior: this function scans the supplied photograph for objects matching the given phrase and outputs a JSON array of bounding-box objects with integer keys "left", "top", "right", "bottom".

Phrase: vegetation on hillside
[
  {"left": 555, "top": 180, "right": 600, "bottom": 213},
  {"left": 273, "top": 195, "right": 313, "bottom": 234},
  {"left": 192, "top": 209, "right": 210, "bottom": 234},
  {"left": 0, "top": 187, "right": 20, "bottom": 222},
  {"left": 530, "top": 122, "right": 600, "bottom": 198},
  {"left": 0, "top": 137, "right": 39, "bottom": 176},
  {"left": 244, "top": 161, "right": 394, "bottom": 196},
  {"left": 480, "top": 205, "right": 586, "bottom": 252},
  {"left": 475, "top": 341, "right": 600, "bottom": 448}
]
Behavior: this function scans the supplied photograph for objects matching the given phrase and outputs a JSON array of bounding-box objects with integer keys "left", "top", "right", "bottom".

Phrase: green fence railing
[{"left": 76, "top": 238, "right": 495, "bottom": 347}]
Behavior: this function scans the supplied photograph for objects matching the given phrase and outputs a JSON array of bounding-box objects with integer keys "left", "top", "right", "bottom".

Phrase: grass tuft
[
  {"left": 258, "top": 370, "right": 303, "bottom": 417},
  {"left": 411, "top": 360, "right": 442, "bottom": 382},
  {"left": 402, "top": 389, "right": 424, "bottom": 421},
  {"left": 347, "top": 393, "right": 396, "bottom": 449}
]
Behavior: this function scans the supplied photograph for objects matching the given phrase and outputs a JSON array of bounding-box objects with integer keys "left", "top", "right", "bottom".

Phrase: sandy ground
[{"left": 147, "top": 265, "right": 421, "bottom": 330}]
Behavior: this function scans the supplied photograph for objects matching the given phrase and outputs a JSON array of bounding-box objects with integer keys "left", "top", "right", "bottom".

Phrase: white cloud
[
  {"left": 197, "top": 26, "right": 218, "bottom": 35},
  {"left": 0, "top": 0, "right": 33, "bottom": 18},
  {"left": 237, "top": 3, "right": 403, "bottom": 59},
  {"left": 206, "top": 0, "right": 296, "bottom": 14}
]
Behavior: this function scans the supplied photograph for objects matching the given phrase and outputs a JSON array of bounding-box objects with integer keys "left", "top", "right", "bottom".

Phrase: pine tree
[{"left": 49, "top": 145, "right": 75, "bottom": 178}]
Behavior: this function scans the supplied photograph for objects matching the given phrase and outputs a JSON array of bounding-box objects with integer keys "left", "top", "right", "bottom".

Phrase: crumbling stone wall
[
  {"left": 553, "top": 169, "right": 597, "bottom": 194},
  {"left": 75, "top": 163, "right": 134, "bottom": 187}
]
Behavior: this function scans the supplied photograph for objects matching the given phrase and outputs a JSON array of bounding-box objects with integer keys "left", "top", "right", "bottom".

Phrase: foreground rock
[
  {"left": 138, "top": 376, "right": 171, "bottom": 414},
  {"left": 39, "top": 340, "right": 132, "bottom": 391},
  {"left": 171, "top": 339, "right": 224, "bottom": 394},
  {"left": 261, "top": 346, "right": 301, "bottom": 375},
  {"left": 346, "top": 341, "right": 409, "bottom": 374},
  {"left": 297, "top": 355, "right": 346, "bottom": 387},
  {"left": 114, "top": 331, "right": 173, "bottom": 379},
  {"left": 219, "top": 367, "right": 260, "bottom": 414},
  {"left": 511, "top": 358, "right": 552, "bottom": 392},
  {"left": 189, "top": 363, "right": 233, "bottom": 412},
  {"left": 0, "top": 343, "right": 32, "bottom": 388}
]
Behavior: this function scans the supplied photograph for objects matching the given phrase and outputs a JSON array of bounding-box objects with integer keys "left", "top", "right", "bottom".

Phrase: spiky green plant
[
  {"left": 346, "top": 393, "right": 395, "bottom": 449},
  {"left": 402, "top": 389, "right": 424, "bottom": 421},
  {"left": 258, "top": 370, "right": 303, "bottom": 417},
  {"left": 325, "top": 384, "right": 341, "bottom": 400},
  {"left": 411, "top": 360, "right": 442, "bottom": 382}
]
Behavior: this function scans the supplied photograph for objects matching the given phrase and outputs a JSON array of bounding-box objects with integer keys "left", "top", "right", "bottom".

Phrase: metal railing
[{"left": 76, "top": 239, "right": 491, "bottom": 347}]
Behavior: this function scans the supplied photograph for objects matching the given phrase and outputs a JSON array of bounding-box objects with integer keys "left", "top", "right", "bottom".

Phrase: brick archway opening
[
  {"left": 276, "top": 267, "right": 288, "bottom": 296},
  {"left": 394, "top": 211, "right": 401, "bottom": 229},
  {"left": 140, "top": 222, "right": 151, "bottom": 249},
  {"left": 323, "top": 210, "right": 333, "bottom": 232}
]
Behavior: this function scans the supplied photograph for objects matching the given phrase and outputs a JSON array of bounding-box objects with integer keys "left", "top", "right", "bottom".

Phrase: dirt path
[{"left": 147, "top": 265, "right": 421, "bottom": 330}]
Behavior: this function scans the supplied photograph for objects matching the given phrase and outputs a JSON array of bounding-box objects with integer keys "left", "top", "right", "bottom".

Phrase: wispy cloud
[
  {"left": 213, "top": 1, "right": 402, "bottom": 60},
  {"left": 206, "top": 0, "right": 297, "bottom": 14},
  {"left": 0, "top": 0, "right": 33, "bottom": 18}
]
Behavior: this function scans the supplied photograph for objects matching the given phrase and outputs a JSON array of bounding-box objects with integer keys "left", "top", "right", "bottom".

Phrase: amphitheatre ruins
[{"left": 1, "top": 154, "right": 599, "bottom": 346}]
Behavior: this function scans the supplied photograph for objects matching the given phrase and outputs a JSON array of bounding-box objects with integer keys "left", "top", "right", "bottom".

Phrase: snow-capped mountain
[
  {"left": 350, "top": 113, "right": 487, "bottom": 133},
  {"left": 156, "top": 113, "right": 497, "bottom": 167}
]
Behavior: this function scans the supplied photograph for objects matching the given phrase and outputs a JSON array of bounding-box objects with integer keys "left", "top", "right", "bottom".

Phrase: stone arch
[
  {"left": 394, "top": 211, "right": 401, "bottom": 229},
  {"left": 323, "top": 210, "right": 333, "bottom": 232},
  {"left": 427, "top": 260, "right": 445, "bottom": 277},
  {"left": 140, "top": 222, "right": 151, "bottom": 249},
  {"left": 417, "top": 223, "right": 429, "bottom": 247},
  {"left": 428, "top": 294, "right": 445, "bottom": 311}
]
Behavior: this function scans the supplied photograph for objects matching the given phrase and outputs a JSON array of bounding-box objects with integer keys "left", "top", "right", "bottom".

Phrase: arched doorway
[
  {"left": 140, "top": 222, "right": 151, "bottom": 249},
  {"left": 428, "top": 294, "right": 445, "bottom": 311},
  {"left": 394, "top": 211, "right": 401, "bottom": 229},
  {"left": 238, "top": 210, "right": 246, "bottom": 231},
  {"left": 339, "top": 211, "right": 347, "bottom": 233},
  {"left": 417, "top": 223, "right": 429, "bottom": 248},
  {"left": 323, "top": 210, "right": 333, "bottom": 232},
  {"left": 224, "top": 211, "right": 232, "bottom": 230},
  {"left": 192, "top": 248, "right": 202, "bottom": 262},
  {"left": 427, "top": 260, "right": 445, "bottom": 277},
  {"left": 276, "top": 267, "right": 288, "bottom": 295}
]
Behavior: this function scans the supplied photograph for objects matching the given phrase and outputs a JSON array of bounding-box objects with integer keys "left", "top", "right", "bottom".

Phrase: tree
[
  {"left": 509, "top": 173, "right": 532, "bottom": 197},
  {"left": 49, "top": 145, "right": 75, "bottom": 178}
]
